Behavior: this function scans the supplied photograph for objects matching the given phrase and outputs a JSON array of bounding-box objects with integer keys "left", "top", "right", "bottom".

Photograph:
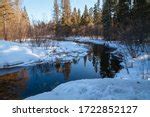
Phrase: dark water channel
[{"left": 0, "top": 43, "right": 122, "bottom": 100}]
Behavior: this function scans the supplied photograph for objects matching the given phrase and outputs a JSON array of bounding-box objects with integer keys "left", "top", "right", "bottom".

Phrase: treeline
[
  {"left": 0, "top": 0, "right": 149, "bottom": 42},
  {"left": 102, "top": 0, "right": 150, "bottom": 42},
  {"left": 53, "top": 0, "right": 102, "bottom": 37},
  {"left": 52, "top": 0, "right": 150, "bottom": 42},
  {"left": 0, "top": 0, "right": 29, "bottom": 40}
]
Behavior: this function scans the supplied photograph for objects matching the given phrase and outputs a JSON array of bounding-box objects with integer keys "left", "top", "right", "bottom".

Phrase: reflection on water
[
  {"left": 0, "top": 44, "right": 122, "bottom": 100},
  {"left": 0, "top": 69, "right": 28, "bottom": 99}
]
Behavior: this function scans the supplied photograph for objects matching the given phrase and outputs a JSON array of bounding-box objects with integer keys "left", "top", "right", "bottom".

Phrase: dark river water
[{"left": 0, "top": 44, "right": 122, "bottom": 100}]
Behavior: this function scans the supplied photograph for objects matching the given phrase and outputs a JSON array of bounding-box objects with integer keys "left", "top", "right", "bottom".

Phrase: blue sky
[{"left": 22, "top": 0, "right": 100, "bottom": 22}]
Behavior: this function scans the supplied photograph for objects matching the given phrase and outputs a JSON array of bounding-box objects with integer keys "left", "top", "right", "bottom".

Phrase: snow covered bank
[
  {"left": 66, "top": 36, "right": 121, "bottom": 50},
  {"left": 26, "top": 79, "right": 150, "bottom": 100},
  {"left": 67, "top": 37, "right": 105, "bottom": 45},
  {"left": 67, "top": 37, "right": 150, "bottom": 80},
  {"left": 0, "top": 40, "right": 89, "bottom": 68},
  {"left": 116, "top": 54, "right": 150, "bottom": 80}
]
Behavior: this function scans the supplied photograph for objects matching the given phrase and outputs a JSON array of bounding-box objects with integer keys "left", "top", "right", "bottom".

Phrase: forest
[{"left": 0, "top": 0, "right": 149, "bottom": 42}]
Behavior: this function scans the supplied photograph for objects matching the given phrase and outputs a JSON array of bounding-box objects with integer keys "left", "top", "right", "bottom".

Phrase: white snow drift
[
  {"left": 26, "top": 79, "right": 150, "bottom": 100},
  {"left": 0, "top": 40, "right": 88, "bottom": 68},
  {"left": 26, "top": 37, "right": 150, "bottom": 100}
]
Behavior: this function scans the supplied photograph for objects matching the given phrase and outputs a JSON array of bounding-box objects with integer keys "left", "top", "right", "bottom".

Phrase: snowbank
[
  {"left": 0, "top": 40, "right": 88, "bottom": 68},
  {"left": 66, "top": 36, "right": 119, "bottom": 48},
  {"left": 0, "top": 40, "right": 40, "bottom": 68},
  {"left": 26, "top": 37, "right": 149, "bottom": 100},
  {"left": 67, "top": 37, "right": 150, "bottom": 80},
  {"left": 26, "top": 79, "right": 150, "bottom": 100},
  {"left": 115, "top": 54, "right": 150, "bottom": 80},
  {"left": 67, "top": 36, "right": 105, "bottom": 45}
]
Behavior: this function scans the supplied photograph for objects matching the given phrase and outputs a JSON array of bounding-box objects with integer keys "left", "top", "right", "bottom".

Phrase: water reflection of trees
[
  {"left": 55, "top": 62, "right": 72, "bottom": 80},
  {"left": 30, "top": 62, "right": 72, "bottom": 81},
  {"left": 84, "top": 44, "right": 122, "bottom": 78},
  {"left": 0, "top": 69, "right": 28, "bottom": 100},
  {"left": 29, "top": 63, "right": 55, "bottom": 79}
]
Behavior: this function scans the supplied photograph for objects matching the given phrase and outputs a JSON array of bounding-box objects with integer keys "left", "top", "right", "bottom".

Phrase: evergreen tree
[
  {"left": 0, "top": 0, "right": 29, "bottom": 40},
  {"left": 93, "top": 0, "right": 102, "bottom": 25},
  {"left": 53, "top": 0, "right": 59, "bottom": 24},
  {"left": 89, "top": 7, "right": 94, "bottom": 25},
  {"left": 132, "top": 0, "right": 150, "bottom": 41},
  {"left": 116, "top": 0, "right": 130, "bottom": 24},
  {"left": 71, "top": 7, "right": 78, "bottom": 26},
  {"left": 93, "top": 0, "right": 102, "bottom": 37},
  {"left": 0, "top": 0, "right": 15, "bottom": 40},
  {"left": 53, "top": 0, "right": 60, "bottom": 36},
  {"left": 81, "top": 5, "right": 90, "bottom": 25},
  {"left": 102, "top": 0, "right": 112, "bottom": 40},
  {"left": 77, "top": 9, "right": 81, "bottom": 24},
  {"left": 61, "top": 0, "right": 71, "bottom": 26}
]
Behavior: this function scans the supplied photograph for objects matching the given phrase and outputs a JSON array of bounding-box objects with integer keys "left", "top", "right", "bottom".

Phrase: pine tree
[
  {"left": 0, "top": 0, "right": 15, "bottom": 40},
  {"left": 89, "top": 7, "right": 94, "bottom": 25},
  {"left": 71, "top": 7, "right": 78, "bottom": 26},
  {"left": 19, "top": 7, "right": 30, "bottom": 39},
  {"left": 77, "top": 9, "right": 81, "bottom": 24},
  {"left": 93, "top": 0, "right": 102, "bottom": 25},
  {"left": 116, "top": 0, "right": 130, "bottom": 24},
  {"left": 81, "top": 5, "right": 90, "bottom": 26},
  {"left": 53, "top": 0, "right": 59, "bottom": 24},
  {"left": 93, "top": 0, "right": 102, "bottom": 37},
  {"left": 53, "top": 0, "right": 60, "bottom": 36},
  {"left": 61, "top": 0, "right": 71, "bottom": 26},
  {"left": 132, "top": 0, "right": 149, "bottom": 40},
  {"left": 0, "top": 0, "right": 29, "bottom": 40},
  {"left": 102, "top": 0, "right": 112, "bottom": 40}
]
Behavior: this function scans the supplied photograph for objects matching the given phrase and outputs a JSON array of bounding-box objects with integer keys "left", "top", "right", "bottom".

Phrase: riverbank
[
  {"left": 0, "top": 37, "right": 149, "bottom": 100},
  {"left": 26, "top": 78, "right": 150, "bottom": 100},
  {"left": 0, "top": 40, "right": 88, "bottom": 69},
  {"left": 26, "top": 37, "right": 150, "bottom": 100}
]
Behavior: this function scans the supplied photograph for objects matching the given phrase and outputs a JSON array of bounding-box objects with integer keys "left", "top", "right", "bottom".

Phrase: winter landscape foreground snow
[
  {"left": 0, "top": 37, "right": 149, "bottom": 100},
  {"left": 0, "top": 40, "right": 88, "bottom": 69},
  {"left": 26, "top": 79, "right": 150, "bottom": 100},
  {"left": 26, "top": 37, "right": 150, "bottom": 100}
]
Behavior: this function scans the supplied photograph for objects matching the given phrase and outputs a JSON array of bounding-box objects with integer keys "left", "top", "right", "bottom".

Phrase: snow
[
  {"left": 26, "top": 37, "right": 150, "bottom": 100},
  {"left": 0, "top": 37, "right": 149, "bottom": 100},
  {"left": 0, "top": 40, "right": 40, "bottom": 68},
  {"left": 115, "top": 54, "right": 150, "bottom": 80},
  {"left": 67, "top": 36, "right": 105, "bottom": 45},
  {"left": 26, "top": 79, "right": 150, "bottom": 100},
  {"left": 0, "top": 40, "right": 89, "bottom": 68},
  {"left": 67, "top": 36, "right": 121, "bottom": 49},
  {"left": 67, "top": 37, "right": 150, "bottom": 80}
]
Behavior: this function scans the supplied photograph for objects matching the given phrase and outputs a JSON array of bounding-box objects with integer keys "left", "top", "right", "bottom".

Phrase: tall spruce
[
  {"left": 93, "top": 0, "right": 101, "bottom": 25},
  {"left": 71, "top": 7, "right": 78, "bottom": 26},
  {"left": 93, "top": 0, "right": 102, "bottom": 37},
  {"left": 77, "top": 9, "right": 81, "bottom": 24},
  {"left": 132, "top": 0, "right": 149, "bottom": 41},
  {"left": 53, "top": 0, "right": 60, "bottom": 36},
  {"left": 81, "top": 5, "right": 90, "bottom": 25},
  {"left": 61, "top": 0, "right": 71, "bottom": 26},
  {"left": 89, "top": 7, "right": 94, "bottom": 25},
  {"left": 116, "top": 0, "right": 130, "bottom": 24},
  {"left": 0, "top": 0, "right": 30, "bottom": 40},
  {"left": 54, "top": 0, "right": 59, "bottom": 24},
  {"left": 102, "top": 0, "right": 112, "bottom": 40},
  {"left": 0, "top": 0, "right": 15, "bottom": 40}
]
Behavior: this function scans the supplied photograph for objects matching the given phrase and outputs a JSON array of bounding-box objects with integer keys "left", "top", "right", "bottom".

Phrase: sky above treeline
[{"left": 22, "top": 0, "right": 101, "bottom": 22}]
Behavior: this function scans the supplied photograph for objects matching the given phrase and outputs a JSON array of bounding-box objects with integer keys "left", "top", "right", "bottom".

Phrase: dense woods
[
  {"left": 0, "top": 0, "right": 150, "bottom": 42},
  {"left": 53, "top": 0, "right": 103, "bottom": 37},
  {"left": 52, "top": 0, "right": 150, "bottom": 43},
  {"left": 0, "top": 0, "right": 29, "bottom": 41}
]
